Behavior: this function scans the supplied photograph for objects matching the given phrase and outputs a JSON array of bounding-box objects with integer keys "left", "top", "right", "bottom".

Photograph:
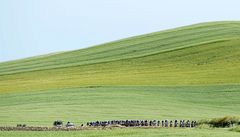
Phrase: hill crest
[{"left": 0, "top": 21, "right": 240, "bottom": 92}]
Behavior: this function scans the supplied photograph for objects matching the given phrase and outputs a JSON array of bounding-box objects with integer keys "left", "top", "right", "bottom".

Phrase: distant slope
[{"left": 0, "top": 21, "right": 240, "bottom": 92}]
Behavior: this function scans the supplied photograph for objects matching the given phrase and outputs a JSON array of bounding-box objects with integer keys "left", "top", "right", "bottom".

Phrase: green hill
[
  {"left": 0, "top": 22, "right": 240, "bottom": 137},
  {"left": 1, "top": 21, "right": 240, "bottom": 92}
]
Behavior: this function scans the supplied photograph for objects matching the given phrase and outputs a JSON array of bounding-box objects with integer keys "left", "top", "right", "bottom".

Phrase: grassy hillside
[
  {"left": 1, "top": 21, "right": 240, "bottom": 92},
  {"left": 0, "top": 21, "right": 240, "bottom": 136},
  {"left": 1, "top": 86, "right": 240, "bottom": 126}
]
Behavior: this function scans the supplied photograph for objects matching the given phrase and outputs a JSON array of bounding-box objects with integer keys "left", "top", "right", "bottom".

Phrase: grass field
[
  {"left": 0, "top": 21, "right": 240, "bottom": 136},
  {"left": 0, "top": 86, "right": 240, "bottom": 126},
  {"left": 0, "top": 128, "right": 240, "bottom": 137}
]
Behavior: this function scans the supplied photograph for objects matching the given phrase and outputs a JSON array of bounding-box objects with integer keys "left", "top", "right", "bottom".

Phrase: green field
[
  {"left": 1, "top": 86, "right": 240, "bottom": 126},
  {"left": 0, "top": 21, "right": 240, "bottom": 136},
  {"left": 0, "top": 128, "right": 240, "bottom": 137}
]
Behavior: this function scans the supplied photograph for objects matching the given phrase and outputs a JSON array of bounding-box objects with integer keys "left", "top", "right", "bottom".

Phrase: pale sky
[{"left": 1, "top": 0, "right": 240, "bottom": 62}]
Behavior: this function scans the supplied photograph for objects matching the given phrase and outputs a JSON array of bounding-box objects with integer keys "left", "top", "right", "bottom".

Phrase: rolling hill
[
  {"left": 0, "top": 21, "right": 240, "bottom": 92},
  {"left": 0, "top": 22, "right": 240, "bottom": 137}
]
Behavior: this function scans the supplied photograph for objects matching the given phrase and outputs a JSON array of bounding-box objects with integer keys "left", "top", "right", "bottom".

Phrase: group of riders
[
  {"left": 86, "top": 120, "right": 197, "bottom": 128},
  {"left": 53, "top": 119, "right": 197, "bottom": 128}
]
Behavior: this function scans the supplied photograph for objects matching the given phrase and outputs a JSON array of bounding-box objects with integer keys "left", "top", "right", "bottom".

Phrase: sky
[{"left": 0, "top": 0, "right": 240, "bottom": 62}]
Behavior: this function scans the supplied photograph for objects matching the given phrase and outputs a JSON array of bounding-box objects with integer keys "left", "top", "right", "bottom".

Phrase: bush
[
  {"left": 53, "top": 120, "right": 63, "bottom": 127},
  {"left": 209, "top": 116, "right": 239, "bottom": 128},
  {"left": 16, "top": 124, "right": 27, "bottom": 128}
]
